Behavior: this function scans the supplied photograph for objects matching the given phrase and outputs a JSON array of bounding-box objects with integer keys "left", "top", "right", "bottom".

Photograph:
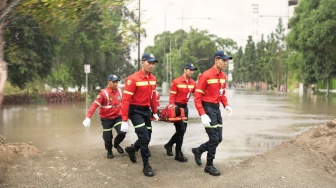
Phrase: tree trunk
[
  {"left": 326, "top": 77, "right": 330, "bottom": 98},
  {"left": 0, "top": 23, "right": 7, "bottom": 106}
]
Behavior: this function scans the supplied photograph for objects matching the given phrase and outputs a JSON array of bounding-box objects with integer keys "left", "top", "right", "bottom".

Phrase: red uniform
[
  {"left": 169, "top": 75, "right": 196, "bottom": 105},
  {"left": 120, "top": 69, "right": 158, "bottom": 121},
  {"left": 156, "top": 91, "right": 160, "bottom": 107},
  {"left": 86, "top": 87, "right": 122, "bottom": 119},
  {"left": 194, "top": 66, "right": 229, "bottom": 116}
]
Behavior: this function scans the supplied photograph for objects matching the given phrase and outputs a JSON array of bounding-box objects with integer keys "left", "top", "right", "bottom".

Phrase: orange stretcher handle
[{"left": 151, "top": 117, "right": 187, "bottom": 122}]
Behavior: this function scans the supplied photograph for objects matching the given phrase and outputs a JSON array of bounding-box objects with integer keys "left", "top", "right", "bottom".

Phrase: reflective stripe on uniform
[
  {"left": 124, "top": 90, "right": 134, "bottom": 95},
  {"left": 135, "top": 81, "right": 156, "bottom": 86},
  {"left": 136, "top": 81, "right": 149, "bottom": 86},
  {"left": 94, "top": 101, "right": 101, "bottom": 106},
  {"left": 205, "top": 125, "right": 218, "bottom": 128},
  {"left": 170, "top": 91, "right": 177, "bottom": 94},
  {"left": 103, "top": 128, "right": 112, "bottom": 131},
  {"left": 207, "top": 79, "right": 218, "bottom": 84},
  {"left": 101, "top": 105, "right": 120, "bottom": 108},
  {"left": 207, "top": 79, "right": 226, "bottom": 84},
  {"left": 118, "top": 88, "right": 122, "bottom": 97},
  {"left": 217, "top": 124, "right": 223, "bottom": 127},
  {"left": 101, "top": 89, "right": 113, "bottom": 108},
  {"left": 113, "top": 121, "right": 121, "bottom": 127},
  {"left": 134, "top": 123, "right": 145, "bottom": 128},
  {"left": 195, "top": 89, "right": 204, "bottom": 94},
  {"left": 177, "top": 84, "right": 187, "bottom": 88},
  {"left": 147, "top": 126, "right": 152, "bottom": 130}
]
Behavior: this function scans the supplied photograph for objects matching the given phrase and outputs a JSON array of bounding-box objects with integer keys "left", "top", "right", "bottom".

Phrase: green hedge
[
  {"left": 3, "top": 92, "right": 85, "bottom": 105},
  {"left": 317, "top": 78, "right": 336, "bottom": 89}
]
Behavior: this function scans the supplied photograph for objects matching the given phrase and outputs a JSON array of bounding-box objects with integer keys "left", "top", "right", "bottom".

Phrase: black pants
[
  {"left": 101, "top": 116, "right": 126, "bottom": 152},
  {"left": 198, "top": 105, "right": 223, "bottom": 161},
  {"left": 168, "top": 106, "right": 189, "bottom": 151},
  {"left": 129, "top": 105, "right": 152, "bottom": 161}
]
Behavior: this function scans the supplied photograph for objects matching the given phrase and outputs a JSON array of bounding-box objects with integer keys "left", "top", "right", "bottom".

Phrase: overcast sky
[{"left": 128, "top": 0, "right": 293, "bottom": 59}]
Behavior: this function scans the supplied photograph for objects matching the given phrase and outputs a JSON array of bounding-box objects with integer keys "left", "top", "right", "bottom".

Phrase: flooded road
[{"left": 1, "top": 89, "right": 335, "bottom": 165}]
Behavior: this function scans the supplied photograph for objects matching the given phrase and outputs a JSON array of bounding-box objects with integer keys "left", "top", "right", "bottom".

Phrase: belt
[
  {"left": 202, "top": 101, "right": 219, "bottom": 109},
  {"left": 130, "top": 105, "right": 150, "bottom": 111},
  {"left": 175, "top": 102, "right": 187, "bottom": 108}
]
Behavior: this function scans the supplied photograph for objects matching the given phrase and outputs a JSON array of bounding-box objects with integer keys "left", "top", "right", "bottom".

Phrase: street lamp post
[{"left": 137, "top": 0, "right": 141, "bottom": 71}]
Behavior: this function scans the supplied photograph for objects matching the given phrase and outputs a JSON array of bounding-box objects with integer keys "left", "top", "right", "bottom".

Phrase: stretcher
[{"left": 151, "top": 105, "right": 187, "bottom": 122}]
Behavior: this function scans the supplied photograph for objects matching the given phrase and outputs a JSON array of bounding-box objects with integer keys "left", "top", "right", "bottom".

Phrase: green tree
[
  {"left": 145, "top": 28, "right": 236, "bottom": 85},
  {"left": 243, "top": 36, "right": 256, "bottom": 84},
  {"left": 232, "top": 47, "right": 244, "bottom": 85},
  {"left": 287, "top": 0, "right": 336, "bottom": 96},
  {"left": 5, "top": 15, "right": 56, "bottom": 89},
  {"left": 0, "top": 0, "right": 21, "bottom": 104}
]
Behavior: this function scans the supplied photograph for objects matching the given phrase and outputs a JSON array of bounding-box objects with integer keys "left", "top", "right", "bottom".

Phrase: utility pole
[
  {"left": 137, "top": 0, "right": 141, "bottom": 71},
  {"left": 251, "top": 4, "right": 259, "bottom": 42}
]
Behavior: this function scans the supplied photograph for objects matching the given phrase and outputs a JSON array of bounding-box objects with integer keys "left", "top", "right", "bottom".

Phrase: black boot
[
  {"left": 204, "top": 160, "right": 220, "bottom": 176},
  {"left": 114, "top": 144, "right": 124, "bottom": 154},
  {"left": 191, "top": 148, "right": 202, "bottom": 165},
  {"left": 107, "top": 150, "right": 113, "bottom": 159},
  {"left": 125, "top": 145, "right": 137, "bottom": 163},
  {"left": 175, "top": 150, "right": 188, "bottom": 162},
  {"left": 164, "top": 143, "right": 173, "bottom": 156},
  {"left": 143, "top": 159, "right": 154, "bottom": 177}
]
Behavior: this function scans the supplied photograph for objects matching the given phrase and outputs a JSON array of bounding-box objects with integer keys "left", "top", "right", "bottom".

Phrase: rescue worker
[
  {"left": 156, "top": 82, "right": 160, "bottom": 107},
  {"left": 82, "top": 74, "right": 126, "bottom": 159},
  {"left": 120, "top": 53, "right": 159, "bottom": 177},
  {"left": 164, "top": 63, "right": 197, "bottom": 162},
  {"left": 192, "top": 50, "right": 233, "bottom": 176}
]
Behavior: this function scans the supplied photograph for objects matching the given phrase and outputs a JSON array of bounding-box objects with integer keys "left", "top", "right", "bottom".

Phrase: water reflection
[{"left": 1, "top": 89, "right": 335, "bottom": 165}]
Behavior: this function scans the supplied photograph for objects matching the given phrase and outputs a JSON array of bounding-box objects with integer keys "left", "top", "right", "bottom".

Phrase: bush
[{"left": 3, "top": 92, "right": 85, "bottom": 105}]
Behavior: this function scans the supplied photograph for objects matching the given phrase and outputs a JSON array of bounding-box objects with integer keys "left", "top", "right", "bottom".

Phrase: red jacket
[
  {"left": 169, "top": 75, "right": 196, "bottom": 105},
  {"left": 156, "top": 91, "right": 160, "bottom": 107},
  {"left": 120, "top": 69, "right": 158, "bottom": 121},
  {"left": 86, "top": 87, "right": 122, "bottom": 119},
  {"left": 194, "top": 66, "right": 229, "bottom": 116}
]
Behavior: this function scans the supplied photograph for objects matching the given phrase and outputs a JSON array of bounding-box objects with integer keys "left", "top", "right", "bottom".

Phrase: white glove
[
  {"left": 153, "top": 114, "right": 159, "bottom": 121},
  {"left": 200, "top": 114, "right": 211, "bottom": 126},
  {"left": 120, "top": 121, "right": 129, "bottom": 132},
  {"left": 225, "top": 106, "right": 233, "bottom": 116},
  {"left": 83, "top": 117, "right": 91, "bottom": 127}
]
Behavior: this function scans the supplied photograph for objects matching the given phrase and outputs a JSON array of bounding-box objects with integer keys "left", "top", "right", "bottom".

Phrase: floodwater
[{"left": 1, "top": 89, "right": 335, "bottom": 165}]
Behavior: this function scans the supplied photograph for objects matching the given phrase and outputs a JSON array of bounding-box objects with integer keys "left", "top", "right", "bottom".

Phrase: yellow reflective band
[
  {"left": 207, "top": 79, "right": 219, "bottom": 84},
  {"left": 177, "top": 84, "right": 187, "bottom": 88},
  {"left": 188, "top": 85, "right": 195, "bottom": 89},
  {"left": 170, "top": 91, "right": 177, "bottom": 94},
  {"left": 205, "top": 125, "right": 218, "bottom": 128},
  {"left": 220, "top": 79, "right": 225, "bottom": 83},
  {"left": 183, "top": 120, "right": 188, "bottom": 123},
  {"left": 136, "top": 81, "right": 149, "bottom": 86},
  {"left": 217, "top": 124, "right": 223, "bottom": 127},
  {"left": 114, "top": 121, "right": 121, "bottom": 127},
  {"left": 103, "top": 128, "right": 112, "bottom": 131},
  {"left": 134, "top": 123, "right": 145, "bottom": 128},
  {"left": 147, "top": 126, "right": 152, "bottom": 130},
  {"left": 195, "top": 89, "right": 204, "bottom": 94},
  {"left": 124, "top": 90, "right": 134, "bottom": 95},
  {"left": 149, "top": 81, "right": 156, "bottom": 85}
]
